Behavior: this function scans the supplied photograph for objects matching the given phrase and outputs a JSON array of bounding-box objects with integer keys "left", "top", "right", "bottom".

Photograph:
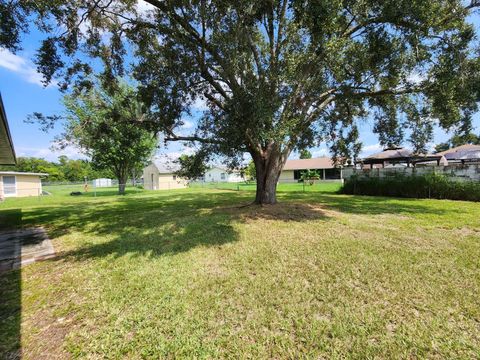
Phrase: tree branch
[
  {"left": 143, "top": 0, "right": 240, "bottom": 93},
  {"left": 165, "top": 132, "right": 223, "bottom": 145}
]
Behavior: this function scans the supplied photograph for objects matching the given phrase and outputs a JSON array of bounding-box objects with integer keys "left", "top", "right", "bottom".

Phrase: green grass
[
  {"left": 1, "top": 185, "right": 479, "bottom": 358},
  {"left": 190, "top": 180, "right": 343, "bottom": 193}
]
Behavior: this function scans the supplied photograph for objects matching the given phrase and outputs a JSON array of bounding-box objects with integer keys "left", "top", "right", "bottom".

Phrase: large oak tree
[{"left": 2, "top": 0, "right": 480, "bottom": 203}]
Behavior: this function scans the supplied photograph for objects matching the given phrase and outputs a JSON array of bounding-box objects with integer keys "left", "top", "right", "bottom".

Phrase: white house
[
  {"left": 201, "top": 166, "right": 245, "bottom": 183},
  {"left": 279, "top": 157, "right": 342, "bottom": 182}
]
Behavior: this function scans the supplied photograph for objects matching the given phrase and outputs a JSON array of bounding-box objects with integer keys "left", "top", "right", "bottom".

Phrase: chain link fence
[
  {"left": 189, "top": 180, "right": 343, "bottom": 192},
  {"left": 0, "top": 179, "right": 343, "bottom": 202}
]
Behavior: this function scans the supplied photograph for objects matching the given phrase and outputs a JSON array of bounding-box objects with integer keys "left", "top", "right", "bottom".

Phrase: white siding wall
[
  {"left": 143, "top": 163, "right": 159, "bottom": 190},
  {"left": 204, "top": 168, "right": 244, "bottom": 182},
  {"left": 0, "top": 175, "right": 43, "bottom": 197},
  {"left": 143, "top": 163, "right": 188, "bottom": 190},
  {"left": 279, "top": 170, "right": 295, "bottom": 183}
]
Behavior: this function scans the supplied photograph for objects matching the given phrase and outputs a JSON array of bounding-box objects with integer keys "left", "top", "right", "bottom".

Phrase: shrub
[{"left": 340, "top": 173, "right": 480, "bottom": 201}]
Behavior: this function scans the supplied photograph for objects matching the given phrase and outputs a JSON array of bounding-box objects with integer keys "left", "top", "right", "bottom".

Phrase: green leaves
[
  {"left": 62, "top": 77, "right": 158, "bottom": 189},
  {"left": 2, "top": 0, "right": 480, "bottom": 199}
]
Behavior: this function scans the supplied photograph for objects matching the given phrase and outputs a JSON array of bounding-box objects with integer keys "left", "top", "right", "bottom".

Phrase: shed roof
[
  {"left": 0, "top": 93, "right": 16, "bottom": 165},
  {"left": 283, "top": 157, "right": 335, "bottom": 170},
  {"left": 0, "top": 171, "right": 48, "bottom": 176},
  {"left": 152, "top": 159, "right": 181, "bottom": 174}
]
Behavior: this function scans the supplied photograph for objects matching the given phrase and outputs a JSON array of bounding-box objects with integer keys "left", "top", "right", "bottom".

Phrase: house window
[
  {"left": 3, "top": 176, "right": 16, "bottom": 196},
  {"left": 173, "top": 175, "right": 177, "bottom": 180},
  {"left": 221, "top": 173, "right": 226, "bottom": 180},
  {"left": 151, "top": 173, "right": 154, "bottom": 184}
]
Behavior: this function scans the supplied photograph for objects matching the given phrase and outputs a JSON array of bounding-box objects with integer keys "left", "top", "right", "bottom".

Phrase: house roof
[
  {"left": 363, "top": 147, "right": 413, "bottom": 161},
  {"left": 436, "top": 144, "right": 480, "bottom": 160},
  {"left": 436, "top": 144, "right": 480, "bottom": 155},
  {"left": 152, "top": 159, "right": 181, "bottom": 174},
  {"left": 283, "top": 157, "right": 335, "bottom": 170},
  {"left": 0, "top": 93, "right": 16, "bottom": 165},
  {"left": 362, "top": 147, "right": 445, "bottom": 165},
  {"left": 0, "top": 171, "right": 48, "bottom": 176}
]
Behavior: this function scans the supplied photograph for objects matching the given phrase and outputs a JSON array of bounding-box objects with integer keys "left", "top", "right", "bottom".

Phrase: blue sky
[{"left": 0, "top": 7, "right": 479, "bottom": 163}]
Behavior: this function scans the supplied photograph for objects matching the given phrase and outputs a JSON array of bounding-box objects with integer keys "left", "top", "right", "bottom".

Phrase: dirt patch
[
  {"left": 218, "top": 202, "right": 329, "bottom": 222},
  {"left": 23, "top": 310, "right": 74, "bottom": 359}
]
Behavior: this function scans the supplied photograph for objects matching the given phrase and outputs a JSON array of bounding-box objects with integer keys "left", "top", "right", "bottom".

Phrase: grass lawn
[{"left": 1, "top": 184, "right": 479, "bottom": 358}]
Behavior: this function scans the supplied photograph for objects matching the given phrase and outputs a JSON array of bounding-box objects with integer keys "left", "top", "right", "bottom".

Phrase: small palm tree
[{"left": 300, "top": 170, "right": 321, "bottom": 185}]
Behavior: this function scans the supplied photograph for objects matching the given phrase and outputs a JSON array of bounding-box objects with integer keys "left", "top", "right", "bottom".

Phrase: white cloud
[
  {"left": 136, "top": 0, "right": 156, "bottom": 15},
  {"left": 180, "top": 120, "right": 194, "bottom": 129},
  {"left": 0, "top": 48, "right": 56, "bottom": 87},
  {"left": 406, "top": 72, "right": 425, "bottom": 85},
  {"left": 155, "top": 145, "right": 196, "bottom": 162},
  {"left": 311, "top": 148, "right": 330, "bottom": 157},
  {"left": 191, "top": 97, "right": 209, "bottom": 111},
  {"left": 360, "top": 143, "right": 383, "bottom": 157},
  {"left": 16, "top": 146, "right": 87, "bottom": 162}
]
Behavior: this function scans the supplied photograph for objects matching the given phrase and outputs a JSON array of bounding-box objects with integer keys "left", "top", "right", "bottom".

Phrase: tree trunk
[
  {"left": 118, "top": 173, "right": 127, "bottom": 195},
  {"left": 118, "top": 182, "right": 126, "bottom": 195},
  {"left": 253, "top": 149, "right": 286, "bottom": 205}
]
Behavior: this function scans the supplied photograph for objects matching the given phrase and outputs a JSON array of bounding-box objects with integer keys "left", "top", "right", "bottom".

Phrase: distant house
[
  {"left": 143, "top": 160, "right": 188, "bottom": 190},
  {"left": 0, "top": 171, "right": 48, "bottom": 198},
  {"left": 200, "top": 166, "right": 245, "bottom": 183},
  {"left": 436, "top": 144, "right": 480, "bottom": 164},
  {"left": 279, "top": 157, "right": 342, "bottom": 182}
]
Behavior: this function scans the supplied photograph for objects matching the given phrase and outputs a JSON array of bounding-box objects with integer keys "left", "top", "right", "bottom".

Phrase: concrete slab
[{"left": 0, "top": 227, "right": 55, "bottom": 273}]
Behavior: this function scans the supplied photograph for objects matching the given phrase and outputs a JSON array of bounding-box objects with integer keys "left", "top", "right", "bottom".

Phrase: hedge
[{"left": 340, "top": 173, "right": 480, "bottom": 201}]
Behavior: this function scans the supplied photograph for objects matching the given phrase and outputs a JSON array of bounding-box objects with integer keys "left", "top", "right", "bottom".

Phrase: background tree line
[{"left": 0, "top": 155, "right": 113, "bottom": 183}]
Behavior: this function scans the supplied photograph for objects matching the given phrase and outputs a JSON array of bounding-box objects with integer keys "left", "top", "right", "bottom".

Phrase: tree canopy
[
  {"left": 175, "top": 153, "right": 209, "bottom": 180},
  {"left": 2, "top": 0, "right": 480, "bottom": 203},
  {"left": 0, "top": 156, "right": 113, "bottom": 182},
  {"left": 299, "top": 150, "right": 312, "bottom": 159},
  {"left": 60, "top": 79, "right": 158, "bottom": 194}
]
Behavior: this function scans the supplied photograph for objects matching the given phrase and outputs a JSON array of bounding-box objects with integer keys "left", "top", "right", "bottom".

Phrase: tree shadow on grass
[
  {"left": 0, "top": 190, "right": 463, "bottom": 262},
  {"left": 4, "top": 191, "right": 463, "bottom": 258},
  {"left": 10, "top": 192, "right": 333, "bottom": 263},
  {"left": 0, "top": 209, "right": 22, "bottom": 359},
  {"left": 0, "top": 190, "right": 463, "bottom": 358},
  {"left": 278, "top": 191, "right": 459, "bottom": 216}
]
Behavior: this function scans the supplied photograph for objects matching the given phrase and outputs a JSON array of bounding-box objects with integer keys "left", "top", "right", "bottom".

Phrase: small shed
[
  {"left": 143, "top": 160, "right": 188, "bottom": 190},
  {"left": 93, "top": 178, "right": 112, "bottom": 188}
]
